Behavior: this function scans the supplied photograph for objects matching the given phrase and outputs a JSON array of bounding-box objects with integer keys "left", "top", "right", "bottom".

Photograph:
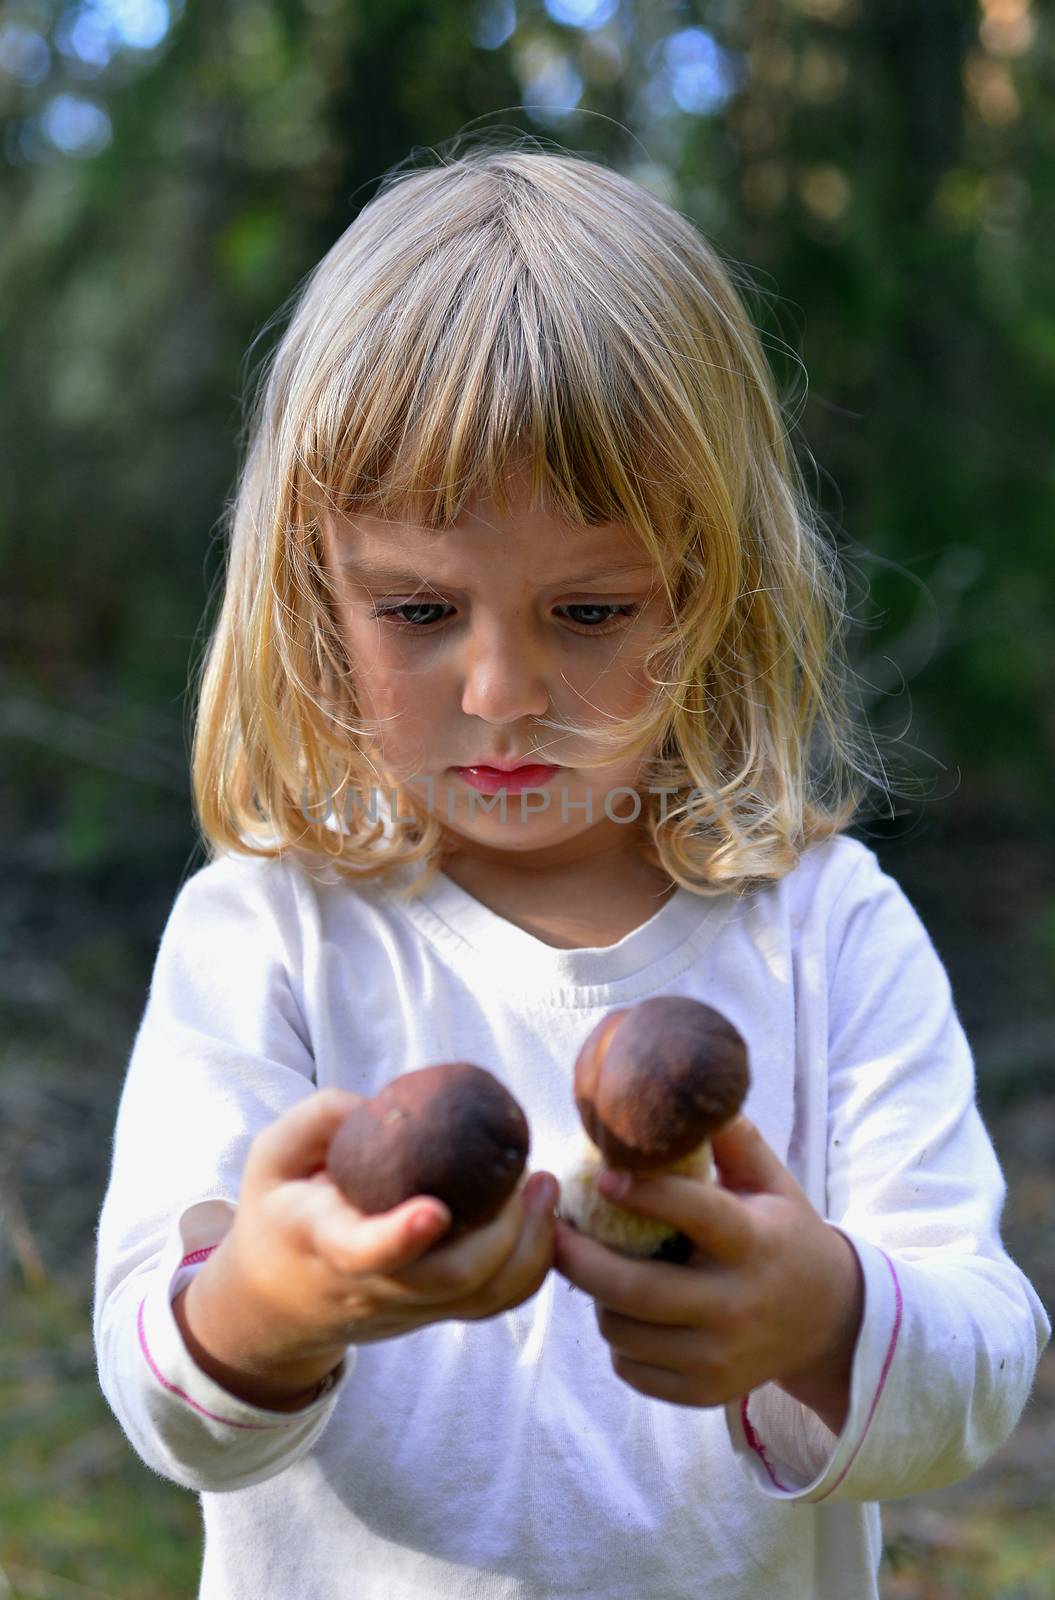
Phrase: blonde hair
[{"left": 191, "top": 139, "right": 894, "bottom": 901}]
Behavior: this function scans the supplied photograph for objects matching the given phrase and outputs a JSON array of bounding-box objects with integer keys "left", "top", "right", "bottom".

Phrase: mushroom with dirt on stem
[{"left": 558, "top": 996, "right": 750, "bottom": 1262}]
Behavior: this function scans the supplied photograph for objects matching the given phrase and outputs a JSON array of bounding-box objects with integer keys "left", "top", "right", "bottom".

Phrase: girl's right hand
[{"left": 186, "top": 1090, "right": 557, "bottom": 1375}]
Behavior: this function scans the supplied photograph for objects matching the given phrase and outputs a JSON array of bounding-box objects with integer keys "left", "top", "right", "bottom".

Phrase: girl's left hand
[{"left": 553, "top": 1114, "right": 864, "bottom": 1433}]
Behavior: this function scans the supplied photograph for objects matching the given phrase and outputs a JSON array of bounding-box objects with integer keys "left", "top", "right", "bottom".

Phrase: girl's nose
[{"left": 459, "top": 619, "right": 551, "bottom": 724}]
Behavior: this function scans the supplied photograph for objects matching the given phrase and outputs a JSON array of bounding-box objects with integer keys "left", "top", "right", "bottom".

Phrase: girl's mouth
[{"left": 451, "top": 765, "right": 561, "bottom": 796}]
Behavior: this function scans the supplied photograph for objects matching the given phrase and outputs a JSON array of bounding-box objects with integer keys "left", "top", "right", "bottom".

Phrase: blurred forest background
[{"left": 1, "top": 0, "right": 1052, "bottom": 1596}]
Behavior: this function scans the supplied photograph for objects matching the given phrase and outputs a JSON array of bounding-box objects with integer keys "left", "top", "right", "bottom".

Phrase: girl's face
[{"left": 320, "top": 479, "right": 672, "bottom": 874}]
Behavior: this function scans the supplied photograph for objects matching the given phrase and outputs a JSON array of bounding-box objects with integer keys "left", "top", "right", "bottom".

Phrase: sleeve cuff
[
  {"left": 139, "top": 1199, "right": 354, "bottom": 1435},
  {"left": 725, "top": 1226, "right": 903, "bottom": 1501}
]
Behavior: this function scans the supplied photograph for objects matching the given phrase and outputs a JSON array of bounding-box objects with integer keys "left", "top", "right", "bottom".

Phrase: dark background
[{"left": 1, "top": 2, "right": 1052, "bottom": 1596}]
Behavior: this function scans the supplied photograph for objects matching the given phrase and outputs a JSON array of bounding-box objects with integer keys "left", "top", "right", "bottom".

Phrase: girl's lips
[{"left": 452, "top": 765, "right": 561, "bottom": 796}]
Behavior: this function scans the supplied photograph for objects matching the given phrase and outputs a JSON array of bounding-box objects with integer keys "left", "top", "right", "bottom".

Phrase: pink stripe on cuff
[
  {"left": 180, "top": 1245, "right": 219, "bottom": 1268},
  {"left": 739, "top": 1248, "right": 904, "bottom": 1499},
  {"left": 137, "top": 1296, "right": 287, "bottom": 1431},
  {"left": 814, "top": 1248, "right": 903, "bottom": 1501},
  {"left": 739, "top": 1397, "right": 792, "bottom": 1492}
]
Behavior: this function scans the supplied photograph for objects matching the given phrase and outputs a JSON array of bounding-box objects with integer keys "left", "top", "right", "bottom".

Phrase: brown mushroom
[
  {"left": 559, "top": 997, "right": 749, "bottom": 1260},
  {"left": 326, "top": 1062, "right": 530, "bottom": 1237}
]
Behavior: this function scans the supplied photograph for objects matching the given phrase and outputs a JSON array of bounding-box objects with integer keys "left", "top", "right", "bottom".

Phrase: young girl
[{"left": 93, "top": 144, "right": 1049, "bottom": 1600}]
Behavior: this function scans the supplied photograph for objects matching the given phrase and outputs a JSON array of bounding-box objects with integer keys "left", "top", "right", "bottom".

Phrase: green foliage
[
  {"left": 882, "top": 1510, "right": 1055, "bottom": 1600},
  {"left": 0, "top": 1279, "right": 201, "bottom": 1599}
]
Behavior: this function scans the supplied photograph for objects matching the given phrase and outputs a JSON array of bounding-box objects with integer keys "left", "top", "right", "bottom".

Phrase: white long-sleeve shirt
[{"left": 93, "top": 828, "right": 1050, "bottom": 1599}]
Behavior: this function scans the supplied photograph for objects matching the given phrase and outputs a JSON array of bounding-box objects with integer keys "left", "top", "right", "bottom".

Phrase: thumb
[
  {"left": 315, "top": 1193, "right": 454, "bottom": 1278},
  {"left": 710, "top": 1114, "right": 803, "bottom": 1201},
  {"left": 247, "top": 1088, "right": 364, "bottom": 1188}
]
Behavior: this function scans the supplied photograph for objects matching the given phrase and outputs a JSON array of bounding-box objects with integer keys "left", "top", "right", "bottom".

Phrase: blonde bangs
[
  {"left": 302, "top": 197, "right": 682, "bottom": 540},
  {"left": 191, "top": 144, "right": 893, "bottom": 900}
]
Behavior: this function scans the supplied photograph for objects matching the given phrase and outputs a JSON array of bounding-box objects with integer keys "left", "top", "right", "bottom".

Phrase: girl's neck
[
  {"left": 439, "top": 815, "right": 653, "bottom": 878},
  {"left": 439, "top": 843, "right": 677, "bottom": 951}
]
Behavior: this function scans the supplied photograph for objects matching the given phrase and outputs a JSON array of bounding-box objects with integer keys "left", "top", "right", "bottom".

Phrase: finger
[
  {"left": 710, "top": 1115, "right": 804, "bottom": 1202},
  {"left": 454, "top": 1172, "right": 558, "bottom": 1319},
  {"left": 312, "top": 1191, "right": 453, "bottom": 1279},
  {"left": 553, "top": 1218, "right": 710, "bottom": 1325},
  {"left": 248, "top": 1088, "right": 364, "bottom": 1186},
  {"left": 596, "top": 1306, "right": 710, "bottom": 1371},
  {"left": 390, "top": 1181, "right": 529, "bottom": 1299},
  {"left": 595, "top": 1170, "right": 752, "bottom": 1266},
  {"left": 609, "top": 1352, "right": 722, "bottom": 1408}
]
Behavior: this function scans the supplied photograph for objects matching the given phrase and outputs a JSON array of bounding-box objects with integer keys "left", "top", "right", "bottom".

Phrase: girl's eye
[{"left": 370, "top": 603, "right": 638, "bottom": 635}]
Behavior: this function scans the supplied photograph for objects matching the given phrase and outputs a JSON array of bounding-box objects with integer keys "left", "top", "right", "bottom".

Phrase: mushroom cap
[
  {"left": 573, "top": 996, "right": 749, "bottom": 1170},
  {"left": 326, "top": 1061, "right": 530, "bottom": 1231}
]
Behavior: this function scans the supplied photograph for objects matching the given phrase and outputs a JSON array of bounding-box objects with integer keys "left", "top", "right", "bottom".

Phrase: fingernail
[
  {"left": 530, "top": 1176, "right": 558, "bottom": 1213},
  {"left": 599, "top": 1170, "right": 630, "bottom": 1199},
  {"left": 412, "top": 1207, "right": 446, "bottom": 1237}
]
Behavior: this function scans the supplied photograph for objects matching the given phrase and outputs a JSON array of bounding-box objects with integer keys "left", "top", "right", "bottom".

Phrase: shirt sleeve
[
  {"left": 726, "top": 842, "right": 1051, "bottom": 1502},
  {"left": 92, "top": 855, "right": 355, "bottom": 1494}
]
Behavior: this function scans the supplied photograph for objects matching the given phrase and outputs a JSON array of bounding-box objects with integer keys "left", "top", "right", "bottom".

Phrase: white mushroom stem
[{"left": 557, "top": 1132, "right": 714, "bottom": 1258}]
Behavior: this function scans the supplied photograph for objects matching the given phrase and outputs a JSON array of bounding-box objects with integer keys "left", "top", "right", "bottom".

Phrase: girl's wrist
[
  {"left": 774, "top": 1227, "right": 864, "bottom": 1435},
  {"left": 209, "top": 1352, "right": 344, "bottom": 1412},
  {"left": 172, "top": 1251, "right": 347, "bottom": 1412}
]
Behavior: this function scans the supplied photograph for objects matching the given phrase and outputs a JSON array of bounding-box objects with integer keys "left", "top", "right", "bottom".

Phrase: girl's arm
[
  {"left": 726, "top": 844, "right": 1051, "bottom": 1503},
  {"left": 92, "top": 858, "right": 350, "bottom": 1493},
  {"left": 170, "top": 1277, "right": 347, "bottom": 1413}
]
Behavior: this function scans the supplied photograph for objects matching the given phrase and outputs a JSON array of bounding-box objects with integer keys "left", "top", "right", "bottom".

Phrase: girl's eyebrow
[{"left": 337, "top": 558, "right": 656, "bottom": 586}]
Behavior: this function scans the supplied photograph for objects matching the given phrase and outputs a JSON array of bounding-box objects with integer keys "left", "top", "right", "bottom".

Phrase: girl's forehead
[
  {"left": 317, "top": 438, "right": 683, "bottom": 568},
  {"left": 328, "top": 501, "right": 662, "bottom": 579}
]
